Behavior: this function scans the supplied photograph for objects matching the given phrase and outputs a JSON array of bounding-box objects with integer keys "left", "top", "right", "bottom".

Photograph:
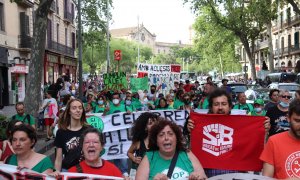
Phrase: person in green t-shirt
[
  {"left": 136, "top": 119, "right": 207, "bottom": 180},
  {"left": 173, "top": 89, "right": 185, "bottom": 109},
  {"left": 103, "top": 93, "right": 129, "bottom": 115},
  {"left": 93, "top": 96, "right": 106, "bottom": 113},
  {"left": 124, "top": 96, "right": 136, "bottom": 112},
  {"left": 10, "top": 102, "right": 35, "bottom": 129},
  {"left": 233, "top": 92, "right": 254, "bottom": 114},
  {"left": 155, "top": 98, "right": 171, "bottom": 110},
  {"left": 250, "top": 99, "right": 267, "bottom": 116},
  {"left": 132, "top": 93, "right": 143, "bottom": 111}
]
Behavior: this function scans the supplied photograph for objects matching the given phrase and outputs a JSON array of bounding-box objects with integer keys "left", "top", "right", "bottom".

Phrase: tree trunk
[
  {"left": 267, "top": 21, "right": 274, "bottom": 72},
  {"left": 24, "top": 0, "right": 53, "bottom": 117},
  {"left": 241, "top": 37, "right": 257, "bottom": 80}
]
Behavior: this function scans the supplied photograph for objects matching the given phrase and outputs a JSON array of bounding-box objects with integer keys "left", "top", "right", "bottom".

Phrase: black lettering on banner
[
  {"left": 123, "top": 113, "right": 133, "bottom": 125},
  {"left": 174, "top": 110, "right": 186, "bottom": 121},
  {"left": 152, "top": 111, "right": 162, "bottom": 118},
  {"left": 117, "top": 130, "right": 127, "bottom": 142},
  {"left": 111, "top": 114, "right": 121, "bottom": 126},
  {"left": 163, "top": 111, "right": 174, "bottom": 121},
  {"left": 132, "top": 113, "right": 138, "bottom": 122},
  {"left": 127, "top": 128, "right": 132, "bottom": 141},
  {"left": 107, "top": 144, "right": 123, "bottom": 156},
  {"left": 103, "top": 132, "right": 113, "bottom": 144}
]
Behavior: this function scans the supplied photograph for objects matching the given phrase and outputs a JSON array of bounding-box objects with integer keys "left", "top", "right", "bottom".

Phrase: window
[
  {"left": 71, "top": 32, "right": 75, "bottom": 49},
  {"left": 65, "top": 28, "right": 68, "bottom": 46},
  {"left": 56, "top": 0, "right": 59, "bottom": 14},
  {"left": 56, "top": 24, "right": 59, "bottom": 42},
  {"left": 0, "top": 3, "right": 4, "bottom": 31}
]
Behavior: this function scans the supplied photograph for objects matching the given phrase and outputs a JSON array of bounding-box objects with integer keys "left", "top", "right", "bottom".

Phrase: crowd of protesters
[{"left": 0, "top": 74, "right": 299, "bottom": 180}]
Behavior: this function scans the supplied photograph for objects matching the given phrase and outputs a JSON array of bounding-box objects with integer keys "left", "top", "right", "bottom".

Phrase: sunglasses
[{"left": 281, "top": 95, "right": 291, "bottom": 99}]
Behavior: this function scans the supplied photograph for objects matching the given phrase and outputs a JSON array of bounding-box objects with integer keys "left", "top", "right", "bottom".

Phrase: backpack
[{"left": 11, "top": 114, "right": 31, "bottom": 125}]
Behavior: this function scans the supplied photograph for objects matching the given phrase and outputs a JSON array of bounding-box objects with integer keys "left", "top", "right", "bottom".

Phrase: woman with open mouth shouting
[
  {"left": 68, "top": 127, "right": 123, "bottom": 178},
  {"left": 136, "top": 118, "right": 207, "bottom": 180}
]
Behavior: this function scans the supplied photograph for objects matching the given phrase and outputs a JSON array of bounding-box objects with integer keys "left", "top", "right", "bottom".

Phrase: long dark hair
[
  {"left": 58, "top": 99, "right": 87, "bottom": 130},
  {"left": 131, "top": 112, "right": 158, "bottom": 142},
  {"left": 148, "top": 118, "right": 186, "bottom": 152}
]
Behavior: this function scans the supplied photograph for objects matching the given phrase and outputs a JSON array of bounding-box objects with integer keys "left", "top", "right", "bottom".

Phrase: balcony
[
  {"left": 18, "top": 35, "right": 32, "bottom": 50},
  {"left": 64, "top": 11, "right": 73, "bottom": 23},
  {"left": 256, "top": 40, "right": 268, "bottom": 50},
  {"left": 46, "top": 40, "right": 75, "bottom": 57},
  {"left": 17, "top": 0, "right": 34, "bottom": 8},
  {"left": 50, "top": 1, "right": 56, "bottom": 13}
]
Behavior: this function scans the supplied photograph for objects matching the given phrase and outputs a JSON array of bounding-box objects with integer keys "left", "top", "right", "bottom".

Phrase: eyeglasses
[{"left": 281, "top": 95, "right": 292, "bottom": 99}]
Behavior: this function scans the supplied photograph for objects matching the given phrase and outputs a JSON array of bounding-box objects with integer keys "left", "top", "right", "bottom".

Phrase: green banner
[
  {"left": 103, "top": 72, "right": 128, "bottom": 90},
  {"left": 130, "top": 77, "right": 149, "bottom": 93}
]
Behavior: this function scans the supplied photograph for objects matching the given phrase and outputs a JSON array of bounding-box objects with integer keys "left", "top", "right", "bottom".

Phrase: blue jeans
[{"left": 110, "top": 158, "right": 128, "bottom": 175}]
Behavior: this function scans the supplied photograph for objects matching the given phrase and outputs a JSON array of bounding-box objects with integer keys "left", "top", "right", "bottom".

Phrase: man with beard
[
  {"left": 260, "top": 99, "right": 300, "bottom": 179},
  {"left": 266, "top": 89, "right": 291, "bottom": 137},
  {"left": 187, "top": 88, "right": 270, "bottom": 177}
]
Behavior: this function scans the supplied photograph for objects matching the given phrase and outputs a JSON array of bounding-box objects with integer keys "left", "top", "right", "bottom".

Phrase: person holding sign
[
  {"left": 104, "top": 93, "right": 131, "bottom": 115},
  {"left": 5, "top": 124, "right": 54, "bottom": 174},
  {"left": 68, "top": 128, "right": 123, "bottom": 178},
  {"left": 187, "top": 88, "right": 271, "bottom": 177},
  {"left": 128, "top": 112, "right": 159, "bottom": 179},
  {"left": 136, "top": 119, "right": 207, "bottom": 180}
]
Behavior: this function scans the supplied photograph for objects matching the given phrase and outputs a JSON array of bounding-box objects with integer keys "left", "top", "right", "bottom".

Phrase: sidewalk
[{"left": 0, "top": 105, "right": 16, "bottom": 118}]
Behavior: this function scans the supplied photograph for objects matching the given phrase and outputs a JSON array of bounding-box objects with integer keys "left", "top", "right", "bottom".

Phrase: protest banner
[
  {"left": 130, "top": 77, "right": 149, "bottom": 93},
  {"left": 137, "top": 63, "right": 181, "bottom": 93},
  {"left": 0, "top": 164, "right": 123, "bottom": 180},
  {"left": 190, "top": 112, "right": 265, "bottom": 171},
  {"left": 103, "top": 72, "right": 128, "bottom": 90},
  {"left": 87, "top": 110, "right": 188, "bottom": 160}
]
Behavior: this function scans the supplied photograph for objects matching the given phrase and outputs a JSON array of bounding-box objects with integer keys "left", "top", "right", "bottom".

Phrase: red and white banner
[
  {"left": 0, "top": 164, "right": 123, "bottom": 180},
  {"left": 190, "top": 112, "right": 266, "bottom": 171}
]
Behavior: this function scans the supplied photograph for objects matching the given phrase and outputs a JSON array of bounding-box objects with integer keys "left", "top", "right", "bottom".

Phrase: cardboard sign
[
  {"left": 103, "top": 72, "right": 128, "bottom": 90},
  {"left": 130, "top": 77, "right": 149, "bottom": 93}
]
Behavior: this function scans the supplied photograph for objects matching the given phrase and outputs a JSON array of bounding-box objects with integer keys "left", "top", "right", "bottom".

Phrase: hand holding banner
[{"left": 190, "top": 112, "right": 265, "bottom": 171}]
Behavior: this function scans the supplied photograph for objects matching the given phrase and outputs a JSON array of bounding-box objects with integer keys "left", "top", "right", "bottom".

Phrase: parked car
[
  {"left": 245, "top": 88, "right": 270, "bottom": 104},
  {"left": 227, "top": 83, "right": 248, "bottom": 102},
  {"left": 267, "top": 83, "right": 300, "bottom": 98}
]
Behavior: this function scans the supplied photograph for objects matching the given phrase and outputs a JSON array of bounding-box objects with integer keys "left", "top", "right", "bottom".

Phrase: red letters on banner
[{"left": 190, "top": 112, "right": 265, "bottom": 171}]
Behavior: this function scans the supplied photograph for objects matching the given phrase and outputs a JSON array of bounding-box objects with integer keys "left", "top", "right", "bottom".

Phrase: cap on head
[{"left": 254, "top": 99, "right": 264, "bottom": 105}]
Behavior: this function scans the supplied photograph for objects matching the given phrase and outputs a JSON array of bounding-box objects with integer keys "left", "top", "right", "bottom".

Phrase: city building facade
[
  {"left": 238, "top": 2, "right": 300, "bottom": 78},
  {"left": 0, "top": 0, "right": 77, "bottom": 105}
]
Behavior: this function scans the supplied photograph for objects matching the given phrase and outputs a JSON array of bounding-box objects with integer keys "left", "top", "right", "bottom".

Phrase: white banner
[
  {"left": 137, "top": 63, "right": 181, "bottom": 93},
  {"left": 90, "top": 110, "right": 189, "bottom": 160},
  {"left": 0, "top": 164, "right": 123, "bottom": 180}
]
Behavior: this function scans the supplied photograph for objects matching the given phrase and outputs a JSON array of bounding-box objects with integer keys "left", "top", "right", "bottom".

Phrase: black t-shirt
[
  {"left": 266, "top": 105, "right": 289, "bottom": 136},
  {"left": 54, "top": 125, "right": 89, "bottom": 156},
  {"left": 264, "top": 101, "right": 277, "bottom": 112}
]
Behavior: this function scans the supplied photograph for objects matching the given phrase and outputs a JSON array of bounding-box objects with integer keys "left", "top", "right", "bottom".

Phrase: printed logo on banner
[
  {"left": 162, "top": 167, "right": 189, "bottom": 179},
  {"left": 285, "top": 151, "right": 300, "bottom": 178},
  {"left": 202, "top": 123, "right": 234, "bottom": 156},
  {"left": 86, "top": 116, "right": 104, "bottom": 132}
]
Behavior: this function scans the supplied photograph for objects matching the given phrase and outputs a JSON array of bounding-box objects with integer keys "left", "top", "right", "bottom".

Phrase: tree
[
  {"left": 191, "top": 7, "right": 241, "bottom": 75},
  {"left": 22, "top": 0, "right": 111, "bottom": 117},
  {"left": 23, "top": 0, "right": 53, "bottom": 117},
  {"left": 185, "top": 0, "right": 272, "bottom": 79}
]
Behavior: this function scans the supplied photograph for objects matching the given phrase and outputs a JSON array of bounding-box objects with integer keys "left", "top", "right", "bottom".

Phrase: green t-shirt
[
  {"left": 173, "top": 99, "right": 184, "bottom": 109},
  {"left": 10, "top": 114, "right": 35, "bottom": 126},
  {"left": 84, "top": 101, "right": 97, "bottom": 109},
  {"left": 93, "top": 105, "right": 105, "bottom": 113},
  {"left": 107, "top": 104, "right": 127, "bottom": 115},
  {"left": 125, "top": 105, "right": 136, "bottom": 112},
  {"left": 250, "top": 110, "right": 267, "bottom": 116},
  {"left": 155, "top": 106, "right": 172, "bottom": 110},
  {"left": 132, "top": 98, "right": 143, "bottom": 110},
  {"left": 146, "top": 151, "right": 194, "bottom": 180},
  {"left": 7, "top": 154, "right": 54, "bottom": 173},
  {"left": 198, "top": 97, "right": 209, "bottom": 109},
  {"left": 233, "top": 103, "right": 254, "bottom": 113}
]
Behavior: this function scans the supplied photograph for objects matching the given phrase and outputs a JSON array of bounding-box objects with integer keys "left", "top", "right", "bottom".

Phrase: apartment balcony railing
[
  {"left": 64, "top": 11, "right": 73, "bottom": 23},
  {"left": 17, "top": 0, "right": 34, "bottom": 8},
  {"left": 50, "top": 1, "right": 56, "bottom": 12},
  {"left": 46, "top": 40, "right": 75, "bottom": 57},
  {"left": 18, "top": 35, "right": 32, "bottom": 49},
  {"left": 256, "top": 40, "right": 268, "bottom": 50}
]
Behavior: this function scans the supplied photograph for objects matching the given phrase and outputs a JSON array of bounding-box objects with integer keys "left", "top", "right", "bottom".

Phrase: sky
[{"left": 110, "top": 0, "right": 196, "bottom": 44}]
